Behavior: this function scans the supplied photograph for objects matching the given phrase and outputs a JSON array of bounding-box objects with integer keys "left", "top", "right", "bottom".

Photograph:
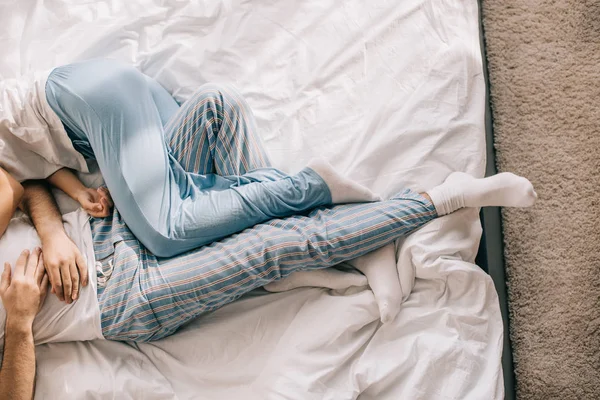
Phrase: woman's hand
[
  {"left": 47, "top": 169, "right": 114, "bottom": 218},
  {"left": 76, "top": 186, "right": 114, "bottom": 218}
]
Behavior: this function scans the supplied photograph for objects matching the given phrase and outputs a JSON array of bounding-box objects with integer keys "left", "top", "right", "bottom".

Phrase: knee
[
  {"left": 196, "top": 83, "right": 246, "bottom": 115},
  {"left": 80, "top": 59, "right": 147, "bottom": 89},
  {"left": 65, "top": 61, "right": 150, "bottom": 114}
]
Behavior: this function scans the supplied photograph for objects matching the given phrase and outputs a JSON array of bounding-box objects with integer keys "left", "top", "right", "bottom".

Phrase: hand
[
  {"left": 76, "top": 186, "right": 113, "bottom": 218},
  {"left": 41, "top": 232, "right": 88, "bottom": 304},
  {"left": 0, "top": 248, "right": 49, "bottom": 329}
]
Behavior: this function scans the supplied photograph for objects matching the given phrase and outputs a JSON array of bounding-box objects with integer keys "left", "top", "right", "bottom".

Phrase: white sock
[
  {"left": 347, "top": 243, "right": 401, "bottom": 324},
  {"left": 427, "top": 172, "right": 537, "bottom": 216},
  {"left": 263, "top": 269, "right": 368, "bottom": 292},
  {"left": 308, "top": 158, "right": 382, "bottom": 204}
]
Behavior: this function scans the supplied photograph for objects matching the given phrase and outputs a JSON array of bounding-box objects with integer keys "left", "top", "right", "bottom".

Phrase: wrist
[
  {"left": 6, "top": 317, "right": 34, "bottom": 335},
  {"left": 40, "top": 227, "right": 68, "bottom": 245},
  {"left": 72, "top": 186, "right": 88, "bottom": 203}
]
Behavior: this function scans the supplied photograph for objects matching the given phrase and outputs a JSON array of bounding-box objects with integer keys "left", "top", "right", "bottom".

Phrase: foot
[
  {"left": 427, "top": 171, "right": 537, "bottom": 215},
  {"left": 264, "top": 269, "right": 368, "bottom": 292},
  {"left": 308, "top": 158, "right": 381, "bottom": 204},
  {"left": 347, "top": 243, "right": 402, "bottom": 324}
]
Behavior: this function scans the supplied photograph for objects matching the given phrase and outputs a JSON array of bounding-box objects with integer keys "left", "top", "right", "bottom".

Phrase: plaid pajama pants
[
  {"left": 47, "top": 59, "right": 331, "bottom": 258},
  {"left": 68, "top": 63, "right": 438, "bottom": 342}
]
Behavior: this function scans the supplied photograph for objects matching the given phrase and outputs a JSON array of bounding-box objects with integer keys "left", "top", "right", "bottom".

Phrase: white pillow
[{"left": 0, "top": 209, "right": 103, "bottom": 354}]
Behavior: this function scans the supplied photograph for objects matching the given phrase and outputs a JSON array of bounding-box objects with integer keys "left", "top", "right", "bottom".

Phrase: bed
[{"left": 0, "top": 0, "right": 507, "bottom": 398}]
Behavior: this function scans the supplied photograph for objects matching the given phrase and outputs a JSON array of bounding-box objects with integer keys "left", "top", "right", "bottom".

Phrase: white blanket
[{"left": 1, "top": 0, "right": 503, "bottom": 398}]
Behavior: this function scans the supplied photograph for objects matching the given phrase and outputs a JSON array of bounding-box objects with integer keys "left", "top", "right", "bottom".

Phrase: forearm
[
  {"left": 20, "top": 181, "right": 65, "bottom": 242},
  {"left": 47, "top": 168, "right": 86, "bottom": 202},
  {"left": 21, "top": 181, "right": 89, "bottom": 302},
  {"left": 0, "top": 321, "right": 36, "bottom": 400}
]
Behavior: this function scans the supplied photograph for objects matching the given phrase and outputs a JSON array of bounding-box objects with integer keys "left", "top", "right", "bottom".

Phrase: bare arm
[
  {"left": 0, "top": 168, "right": 24, "bottom": 238},
  {"left": 0, "top": 249, "right": 49, "bottom": 400},
  {"left": 47, "top": 168, "right": 86, "bottom": 201},
  {"left": 47, "top": 168, "right": 112, "bottom": 218},
  {"left": 20, "top": 181, "right": 65, "bottom": 245},
  {"left": 20, "top": 181, "right": 87, "bottom": 304},
  {"left": 0, "top": 320, "right": 36, "bottom": 400}
]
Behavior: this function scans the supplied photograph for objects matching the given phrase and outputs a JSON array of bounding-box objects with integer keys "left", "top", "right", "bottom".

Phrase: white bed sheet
[{"left": 0, "top": 0, "right": 503, "bottom": 398}]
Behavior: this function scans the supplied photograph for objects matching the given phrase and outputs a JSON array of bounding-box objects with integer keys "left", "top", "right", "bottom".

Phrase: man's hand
[
  {"left": 41, "top": 232, "right": 88, "bottom": 304},
  {"left": 76, "top": 186, "right": 113, "bottom": 218},
  {"left": 20, "top": 180, "right": 90, "bottom": 305},
  {"left": 0, "top": 248, "right": 49, "bottom": 329},
  {"left": 0, "top": 248, "right": 47, "bottom": 400}
]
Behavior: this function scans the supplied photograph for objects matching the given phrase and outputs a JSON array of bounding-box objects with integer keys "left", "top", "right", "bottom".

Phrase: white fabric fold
[{"left": 0, "top": 0, "right": 502, "bottom": 398}]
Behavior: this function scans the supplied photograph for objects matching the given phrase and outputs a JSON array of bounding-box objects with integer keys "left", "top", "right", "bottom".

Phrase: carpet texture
[{"left": 481, "top": 1, "right": 600, "bottom": 398}]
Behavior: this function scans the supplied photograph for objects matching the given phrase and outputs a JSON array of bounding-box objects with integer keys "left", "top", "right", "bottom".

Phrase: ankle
[{"left": 420, "top": 192, "right": 432, "bottom": 203}]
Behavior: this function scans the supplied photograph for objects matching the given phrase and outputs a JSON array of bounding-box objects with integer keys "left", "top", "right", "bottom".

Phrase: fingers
[
  {"left": 41, "top": 273, "right": 49, "bottom": 293},
  {"left": 87, "top": 208, "right": 107, "bottom": 218},
  {"left": 14, "top": 249, "right": 30, "bottom": 276},
  {"left": 76, "top": 252, "right": 88, "bottom": 287},
  {"left": 48, "top": 263, "right": 64, "bottom": 302},
  {"left": 0, "top": 263, "right": 11, "bottom": 294},
  {"left": 60, "top": 266, "right": 72, "bottom": 304},
  {"left": 25, "top": 247, "right": 41, "bottom": 278},
  {"left": 35, "top": 253, "right": 45, "bottom": 285},
  {"left": 84, "top": 198, "right": 106, "bottom": 217},
  {"left": 100, "top": 197, "right": 110, "bottom": 215},
  {"left": 98, "top": 187, "right": 114, "bottom": 208},
  {"left": 38, "top": 273, "right": 49, "bottom": 312},
  {"left": 80, "top": 194, "right": 103, "bottom": 214},
  {"left": 81, "top": 187, "right": 113, "bottom": 218},
  {"left": 83, "top": 200, "right": 102, "bottom": 212},
  {"left": 69, "top": 263, "right": 79, "bottom": 301}
]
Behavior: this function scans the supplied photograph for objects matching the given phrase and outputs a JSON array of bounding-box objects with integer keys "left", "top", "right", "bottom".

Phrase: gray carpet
[{"left": 481, "top": 1, "right": 600, "bottom": 398}]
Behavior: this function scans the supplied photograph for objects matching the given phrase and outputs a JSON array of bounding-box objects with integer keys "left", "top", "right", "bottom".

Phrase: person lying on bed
[
  {"left": 1, "top": 57, "right": 538, "bottom": 320},
  {"left": 0, "top": 168, "right": 536, "bottom": 398},
  {"left": 0, "top": 58, "right": 383, "bottom": 302}
]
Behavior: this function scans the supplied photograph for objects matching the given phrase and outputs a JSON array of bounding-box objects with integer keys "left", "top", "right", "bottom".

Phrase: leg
[
  {"left": 264, "top": 243, "right": 400, "bottom": 324},
  {"left": 263, "top": 268, "right": 368, "bottom": 292},
  {"left": 347, "top": 194, "right": 435, "bottom": 323},
  {"left": 344, "top": 243, "right": 400, "bottom": 323},
  {"left": 97, "top": 173, "right": 537, "bottom": 341},
  {"left": 171, "top": 85, "right": 376, "bottom": 295},
  {"left": 427, "top": 172, "right": 537, "bottom": 215},
  {"left": 143, "top": 75, "right": 180, "bottom": 127},
  {"left": 45, "top": 60, "right": 364, "bottom": 257},
  {"left": 98, "top": 189, "right": 437, "bottom": 341},
  {"left": 267, "top": 174, "right": 538, "bottom": 324},
  {"left": 164, "top": 83, "right": 271, "bottom": 175},
  {"left": 164, "top": 83, "right": 380, "bottom": 203}
]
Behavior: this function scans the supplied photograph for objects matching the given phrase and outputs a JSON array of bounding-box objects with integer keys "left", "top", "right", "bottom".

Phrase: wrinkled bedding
[{"left": 0, "top": 0, "right": 502, "bottom": 398}]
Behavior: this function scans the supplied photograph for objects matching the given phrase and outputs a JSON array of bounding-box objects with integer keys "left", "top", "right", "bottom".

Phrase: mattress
[{"left": 0, "top": 0, "right": 502, "bottom": 398}]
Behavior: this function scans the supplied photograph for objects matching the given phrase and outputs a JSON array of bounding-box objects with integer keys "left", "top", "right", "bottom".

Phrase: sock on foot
[
  {"left": 263, "top": 269, "right": 368, "bottom": 292},
  {"left": 347, "top": 243, "right": 402, "bottom": 324},
  {"left": 427, "top": 171, "right": 537, "bottom": 216},
  {"left": 308, "top": 158, "right": 382, "bottom": 204}
]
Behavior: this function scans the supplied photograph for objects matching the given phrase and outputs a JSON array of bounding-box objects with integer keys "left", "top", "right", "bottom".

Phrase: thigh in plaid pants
[{"left": 46, "top": 59, "right": 331, "bottom": 257}]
